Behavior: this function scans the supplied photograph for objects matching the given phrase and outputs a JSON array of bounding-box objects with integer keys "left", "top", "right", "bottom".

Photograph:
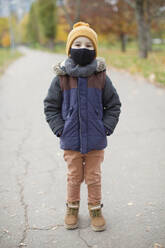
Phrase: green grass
[
  {"left": 28, "top": 42, "right": 66, "bottom": 54},
  {"left": 27, "top": 41, "right": 165, "bottom": 85},
  {"left": 99, "top": 41, "right": 165, "bottom": 85},
  {"left": 0, "top": 47, "right": 23, "bottom": 76}
]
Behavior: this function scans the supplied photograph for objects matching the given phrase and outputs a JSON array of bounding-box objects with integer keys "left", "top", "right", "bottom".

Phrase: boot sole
[
  {"left": 64, "top": 222, "right": 78, "bottom": 230},
  {"left": 91, "top": 224, "right": 106, "bottom": 232}
]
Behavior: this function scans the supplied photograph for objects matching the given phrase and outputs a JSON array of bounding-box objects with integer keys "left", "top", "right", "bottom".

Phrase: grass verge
[
  {"left": 100, "top": 42, "right": 165, "bottom": 85},
  {"left": 0, "top": 47, "right": 23, "bottom": 77},
  {"left": 27, "top": 41, "right": 165, "bottom": 85}
]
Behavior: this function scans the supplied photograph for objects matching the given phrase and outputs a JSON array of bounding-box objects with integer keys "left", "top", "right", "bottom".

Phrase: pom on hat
[
  {"left": 66, "top": 21, "right": 98, "bottom": 57},
  {"left": 73, "top": 22, "right": 90, "bottom": 29}
]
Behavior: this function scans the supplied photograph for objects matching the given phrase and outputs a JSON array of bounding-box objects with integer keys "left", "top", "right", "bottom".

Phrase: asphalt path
[{"left": 0, "top": 46, "right": 165, "bottom": 248}]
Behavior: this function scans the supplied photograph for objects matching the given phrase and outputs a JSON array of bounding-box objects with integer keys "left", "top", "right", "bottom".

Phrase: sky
[
  {"left": 0, "top": 0, "right": 35, "bottom": 19},
  {"left": 0, "top": 0, "right": 65, "bottom": 19}
]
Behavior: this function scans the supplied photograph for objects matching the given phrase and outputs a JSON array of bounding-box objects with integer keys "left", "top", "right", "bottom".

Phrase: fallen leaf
[
  {"left": 149, "top": 73, "right": 156, "bottom": 82},
  {"left": 147, "top": 202, "right": 155, "bottom": 206},
  {"left": 136, "top": 213, "right": 142, "bottom": 217},
  {"left": 19, "top": 242, "right": 27, "bottom": 246},
  {"left": 92, "top": 245, "right": 98, "bottom": 248},
  {"left": 10, "top": 214, "right": 16, "bottom": 217},
  {"left": 51, "top": 226, "right": 58, "bottom": 230},
  {"left": 154, "top": 243, "right": 163, "bottom": 248}
]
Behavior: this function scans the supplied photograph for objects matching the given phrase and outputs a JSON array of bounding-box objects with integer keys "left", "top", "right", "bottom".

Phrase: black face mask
[{"left": 70, "top": 48, "right": 96, "bottom": 66}]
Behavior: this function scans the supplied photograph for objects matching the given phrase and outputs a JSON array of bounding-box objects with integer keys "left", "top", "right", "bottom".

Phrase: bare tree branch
[
  {"left": 123, "top": 0, "right": 136, "bottom": 9},
  {"left": 152, "top": 3, "right": 165, "bottom": 19},
  {"left": 57, "top": 0, "right": 82, "bottom": 29},
  {"left": 74, "top": 0, "right": 81, "bottom": 23},
  {"left": 58, "top": 0, "right": 73, "bottom": 28}
]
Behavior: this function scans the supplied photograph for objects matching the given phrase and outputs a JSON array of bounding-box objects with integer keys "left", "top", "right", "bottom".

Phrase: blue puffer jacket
[{"left": 43, "top": 57, "right": 122, "bottom": 154}]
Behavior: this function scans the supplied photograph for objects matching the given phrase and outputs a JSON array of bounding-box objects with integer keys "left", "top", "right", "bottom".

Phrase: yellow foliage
[
  {"left": 1, "top": 32, "right": 10, "bottom": 47},
  {"left": 56, "top": 22, "right": 117, "bottom": 45},
  {"left": 99, "top": 33, "right": 117, "bottom": 44},
  {"left": 56, "top": 23, "right": 70, "bottom": 42},
  {"left": 129, "top": 64, "right": 141, "bottom": 74},
  {"left": 0, "top": 17, "right": 9, "bottom": 36},
  {"left": 19, "top": 13, "right": 29, "bottom": 43},
  {"left": 20, "top": 13, "right": 29, "bottom": 27}
]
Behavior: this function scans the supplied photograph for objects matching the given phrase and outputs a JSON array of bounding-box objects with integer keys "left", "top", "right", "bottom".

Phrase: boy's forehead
[{"left": 73, "top": 36, "right": 92, "bottom": 43}]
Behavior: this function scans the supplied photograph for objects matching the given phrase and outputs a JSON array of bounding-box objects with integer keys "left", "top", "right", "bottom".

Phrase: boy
[{"left": 43, "top": 21, "right": 122, "bottom": 231}]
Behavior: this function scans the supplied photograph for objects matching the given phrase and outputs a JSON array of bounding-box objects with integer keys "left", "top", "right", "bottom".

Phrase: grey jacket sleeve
[
  {"left": 43, "top": 75, "right": 65, "bottom": 136},
  {"left": 102, "top": 75, "right": 122, "bottom": 134}
]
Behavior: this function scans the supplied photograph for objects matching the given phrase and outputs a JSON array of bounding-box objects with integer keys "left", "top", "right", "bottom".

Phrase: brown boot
[
  {"left": 64, "top": 201, "right": 80, "bottom": 229},
  {"left": 88, "top": 202, "right": 106, "bottom": 231}
]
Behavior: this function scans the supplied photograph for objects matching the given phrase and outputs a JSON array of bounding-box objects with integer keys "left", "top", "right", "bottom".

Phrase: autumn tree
[
  {"left": 1, "top": 32, "right": 10, "bottom": 47},
  {"left": 38, "top": 0, "right": 57, "bottom": 48},
  {"left": 124, "top": 0, "right": 165, "bottom": 58},
  {"left": 57, "top": 0, "right": 81, "bottom": 29},
  {"left": 26, "top": 2, "right": 41, "bottom": 44},
  {"left": 0, "top": 15, "right": 17, "bottom": 48},
  {"left": 94, "top": 0, "right": 137, "bottom": 52},
  {"left": 0, "top": 17, "right": 9, "bottom": 47},
  {"left": 58, "top": 0, "right": 137, "bottom": 52}
]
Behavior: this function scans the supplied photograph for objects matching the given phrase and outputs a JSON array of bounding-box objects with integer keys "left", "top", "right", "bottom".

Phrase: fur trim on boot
[
  {"left": 64, "top": 201, "right": 80, "bottom": 230},
  {"left": 88, "top": 203, "right": 106, "bottom": 231}
]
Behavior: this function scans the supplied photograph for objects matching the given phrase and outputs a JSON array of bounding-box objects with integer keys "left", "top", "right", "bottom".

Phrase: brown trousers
[{"left": 63, "top": 149, "right": 104, "bottom": 205}]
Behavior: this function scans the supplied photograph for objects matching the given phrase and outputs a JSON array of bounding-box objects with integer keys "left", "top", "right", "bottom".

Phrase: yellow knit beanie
[{"left": 66, "top": 21, "right": 98, "bottom": 57}]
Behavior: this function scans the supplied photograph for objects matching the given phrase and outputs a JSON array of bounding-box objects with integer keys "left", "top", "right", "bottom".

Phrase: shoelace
[
  {"left": 90, "top": 208, "right": 102, "bottom": 217},
  {"left": 90, "top": 203, "right": 103, "bottom": 217}
]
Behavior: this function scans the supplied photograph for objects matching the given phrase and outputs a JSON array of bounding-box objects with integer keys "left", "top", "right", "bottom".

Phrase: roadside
[
  {"left": 106, "top": 65, "right": 165, "bottom": 90},
  {"left": 27, "top": 41, "right": 165, "bottom": 87},
  {"left": 0, "top": 47, "right": 23, "bottom": 78}
]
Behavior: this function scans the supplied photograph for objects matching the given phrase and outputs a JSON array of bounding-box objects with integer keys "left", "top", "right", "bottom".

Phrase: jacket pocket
[
  {"left": 66, "top": 106, "right": 73, "bottom": 119},
  {"left": 95, "top": 106, "right": 103, "bottom": 120},
  {"left": 89, "top": 118, "right": 106, "bottom": 137},
  {"left": 62, "top": 105, "right": 73, "bottom": 120},
  {"left": 94, "top": 107, "right": 106, "bottom": 135},
  {"left": 60, "top": 117, "right": 79, "bottom": 137},
  {"left": 60, "top": 106, "right": 78, "bottom": 137},
  {"left": 95, "top": 108, "right": 99, "bottom": 118}
]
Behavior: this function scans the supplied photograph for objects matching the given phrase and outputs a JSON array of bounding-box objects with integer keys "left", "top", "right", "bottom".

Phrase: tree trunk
[
  {"left": 74, "top": 0, "right": 81, "bottom": 23},
  {"left": 146, "top": 22, "right": 152, "bottom": 51},
  {"left": 60, "top": 0, "right": 81, "bottom": 30},
  {"left": 120, "top": 33, "right": 127, "bottom": 52},
  {"left": 145, "top": 0, "right": 152, "bottom": 52},
  {"left": 135, "top": 0, "right": 148, "bottom": 58},
  {"left": 47, "top": 38, "right": 54, "bottom": 49}
]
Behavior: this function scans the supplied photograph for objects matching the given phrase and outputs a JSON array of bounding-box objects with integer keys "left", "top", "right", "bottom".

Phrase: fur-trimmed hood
[{"left": 52, "top": 57, "right": 106, "bottom": 77}]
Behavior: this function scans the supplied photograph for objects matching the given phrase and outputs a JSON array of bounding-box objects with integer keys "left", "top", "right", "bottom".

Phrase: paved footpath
[{"left": 0, "top": 46, "right": 165, "bottom": 248}]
